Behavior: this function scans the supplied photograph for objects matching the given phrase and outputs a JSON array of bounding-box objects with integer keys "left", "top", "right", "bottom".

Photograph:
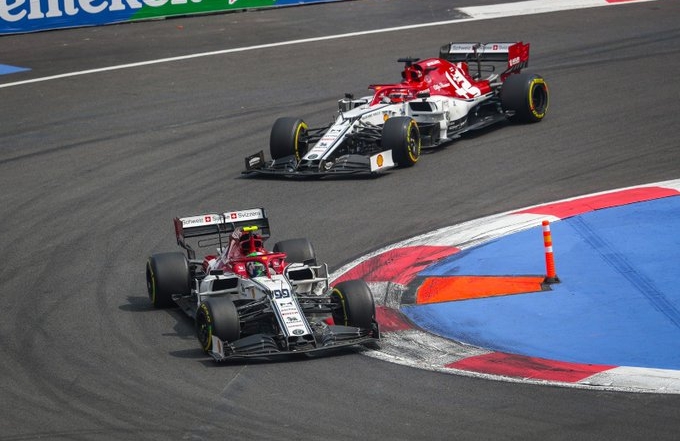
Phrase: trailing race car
[
  {"left": 145, "top": 207, "right": 379, "bottom": 361},
  {"left": 243, "top": 41, "right": 548, "bottom": 178}
]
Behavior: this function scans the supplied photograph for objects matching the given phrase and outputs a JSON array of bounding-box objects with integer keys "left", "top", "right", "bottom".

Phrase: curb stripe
[
  {"left": 447, "top": 352, "right": 616, "bottom": 383},
  {"left": 514, "top": 186, "right": 680, "bottom": 219},
  {"left": 333, "top": 245, "right": 459, "bottom": 286}
]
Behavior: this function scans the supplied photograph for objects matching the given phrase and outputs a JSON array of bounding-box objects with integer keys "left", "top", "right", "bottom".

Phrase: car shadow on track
[
  {"left": 236, "top": 172, "right": 384, "bottom": 182},
  {"left": 120, "top": 295, "right": 156, "bottom": 312},
  {"left": 188, "top": 344, "right": 371, "bottom": 368}
]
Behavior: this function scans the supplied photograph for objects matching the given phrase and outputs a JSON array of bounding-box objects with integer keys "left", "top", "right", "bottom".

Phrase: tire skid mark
[{"left": 570, "top": 216, "right": 680, "bottom": 329}]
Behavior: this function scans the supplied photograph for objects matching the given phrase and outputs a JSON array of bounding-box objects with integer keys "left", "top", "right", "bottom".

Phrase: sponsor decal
[
  {"left": 1, "top": 0, "right": 338, "bottom": 34},
  {"left": 449, "top": 44, "right": 475, "bottom": 52},
  {"left": 248, "top": 156, "right": 261, "bottom": 168},
  {"left": 310, "top": 145, "right": 328, "bottom": 154},
  {"left": 362, "top": 109, "right": 387, "bottom": 120},
  {"left": 225, "top": 209, "right": 262, "bottom": 220},
  {"left": 431, "top": 82, "right": 451, "bottom": 92},
  {"left": 182, "top": 214, "right": 220, "bottom": 226},
  {"left": 445, "top": 66, "right": 481, "bottom": 98}
]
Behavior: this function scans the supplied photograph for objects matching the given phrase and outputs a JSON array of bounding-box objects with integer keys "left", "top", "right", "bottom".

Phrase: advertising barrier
[{"left": 1, "top": 0, "right": 340, "bottom": 35}]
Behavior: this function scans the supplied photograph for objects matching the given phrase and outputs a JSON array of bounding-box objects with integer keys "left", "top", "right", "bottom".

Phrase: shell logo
[{"left": 377, "top": 154, "right": 384, "bottom": 167}]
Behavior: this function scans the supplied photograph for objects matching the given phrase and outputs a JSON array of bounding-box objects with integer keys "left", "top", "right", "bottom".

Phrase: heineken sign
[{"left": 1, "top": 0, "right": 334, "bottom": 34}]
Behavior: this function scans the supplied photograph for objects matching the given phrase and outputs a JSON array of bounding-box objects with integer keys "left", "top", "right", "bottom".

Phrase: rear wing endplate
[
  {"left": 174, "top": 208, "right": 270, "bottom": 257},
  {"left": 439, "top": 41, "right": 530, "bottom": 71}
]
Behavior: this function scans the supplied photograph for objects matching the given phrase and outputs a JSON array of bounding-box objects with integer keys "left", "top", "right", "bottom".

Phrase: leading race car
[
  {"left": 145, "top": 207, "right": 379, "bottom": 361},
  {"left": 243, "top": 41, "right": 548, "bottom": 178}
]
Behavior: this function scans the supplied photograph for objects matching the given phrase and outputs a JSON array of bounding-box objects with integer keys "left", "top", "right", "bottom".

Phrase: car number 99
[{"left": 273, "top": 289, "right": 291, "bottom": 299}]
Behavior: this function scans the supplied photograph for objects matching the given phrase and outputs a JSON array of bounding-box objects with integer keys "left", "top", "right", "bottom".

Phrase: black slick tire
[
  {"left": 270, "top": 117, "right": 309, "bottom": 160},
  {"left": 273, "top": 238, "right": 317, "bottom": 266},
  {"left": 382, "top": 116, "right": 421, "bottom": 167},
  {"left": 501, "top": 73, "right": 549, "bottom": 123},
  {"left": 331, "top": 279, "right": 376, "bottom": 329},
  {"left": 195, "top": 297, "right": 240, "bottom": 352},
  {"left": 146, "top": 252, "right": 190, "bottom": 309}
]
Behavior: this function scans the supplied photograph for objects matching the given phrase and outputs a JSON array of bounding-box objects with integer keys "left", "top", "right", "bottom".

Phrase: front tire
[
  {"left": 331, "top": 279, "right": 376, "bottom": 329},
  {"left": 382, "top": 116, "right": 421, "bottom": 167},
  {"left": 501, "top": 73, "right": 549, "bottom": 123},
  {"left": 146, "top": 252, "right": 190, "bottom": 308},
  {"left": 195, "top": 297, "right": 240, "bottom": 352},
  {"left": 270, "top": 117, "right": 309, "bottom": 160}
]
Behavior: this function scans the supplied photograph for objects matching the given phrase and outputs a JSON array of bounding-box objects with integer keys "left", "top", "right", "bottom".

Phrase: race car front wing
[
  {"left": 208, "top": 323, "right": 380, "bottom": 362},
  {"left": 242, "top": 151, "right": 394, "bottom": 178}
]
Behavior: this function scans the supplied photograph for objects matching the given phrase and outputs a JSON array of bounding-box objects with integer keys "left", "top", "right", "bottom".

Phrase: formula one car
[
  {"left": 243, "top": 41, "right": 548, "bottom": 178},
  {"left": 145, "top": 207, "right": 379, "bottom": 361}
]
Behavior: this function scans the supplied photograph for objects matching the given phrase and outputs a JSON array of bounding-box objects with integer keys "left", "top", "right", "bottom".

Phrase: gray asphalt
[{"left": 1, "top": 0, "right": 680, "bottom": 439}]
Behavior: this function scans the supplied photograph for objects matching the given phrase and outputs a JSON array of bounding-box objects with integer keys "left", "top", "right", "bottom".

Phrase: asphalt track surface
[{"left": 2, "top": 0, "right": 680, "bottom": 439}]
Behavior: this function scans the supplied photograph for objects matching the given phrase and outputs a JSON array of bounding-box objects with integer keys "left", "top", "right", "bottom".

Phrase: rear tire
[
  {"left": 501, "top": 73, "right": 549, "bottom": 123},
  {"left": 146, "top": 253, "right": 190, "bottom": 308},
  {"left": 195, "top": 297, "right": 240, "bottom": 352},
  {"left": 382, "top": 116, "right": 420, "bottom": 167},
  {"left": 331, "top": 279, "right": 376, "bottom": 329},
  {"left": 270, "top": 117, "right": 309, "bottom": 160},
  {"left": 273, "top": 238, "right": 317, "bottom": 266}
]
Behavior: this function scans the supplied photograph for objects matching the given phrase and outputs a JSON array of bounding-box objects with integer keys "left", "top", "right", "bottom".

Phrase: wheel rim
[
  {"left": 529, "top": 79, "right": 549, "bottom": 119},
  {"left": 407, "top": 122, "right": 421, "bottom": 163},
  {"left": 294, "top": 123, "right": 309, "bottom": 161},
  {"left": 331, "top": 289, "right": 348, "bottom": 326},
  {"left": 146, "top": 262, "right": 156, "bottom": 302},
  {"left": 196, "top": 307, "right": 212, "bottom": 351}
]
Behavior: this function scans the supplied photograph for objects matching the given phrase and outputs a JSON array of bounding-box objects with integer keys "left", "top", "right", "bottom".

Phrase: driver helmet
[{"left": 246, "top": 260, "right": 266, "bottom": 277}]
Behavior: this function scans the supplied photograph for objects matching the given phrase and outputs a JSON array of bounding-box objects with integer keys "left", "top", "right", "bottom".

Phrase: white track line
[{"left": 0, "top": 0, "right": 655, "bottom": 89}]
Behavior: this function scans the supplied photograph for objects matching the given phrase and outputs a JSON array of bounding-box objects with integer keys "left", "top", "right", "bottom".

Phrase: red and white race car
[
  {"left": 244, "top": 41, "right": 549, "bottom": 178},
  {"left": 145, "top": 208, "right": 379, "bottom": 361}
]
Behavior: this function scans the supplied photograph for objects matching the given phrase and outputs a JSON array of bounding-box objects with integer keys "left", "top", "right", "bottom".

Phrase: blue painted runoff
[
  {"left": 0, "top": 64, "right": 30, "bottom": 75},
  {"left": 402, "top": 196, "right": 680, "bottom": 370}
]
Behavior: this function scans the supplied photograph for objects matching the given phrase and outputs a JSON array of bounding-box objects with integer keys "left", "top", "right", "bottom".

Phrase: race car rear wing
[
  {"left": 439, "top": 41, "right": 530, "bottom": 76},
  {"left": 174, "top": 208, "right": 270, "bottom": 259}
]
